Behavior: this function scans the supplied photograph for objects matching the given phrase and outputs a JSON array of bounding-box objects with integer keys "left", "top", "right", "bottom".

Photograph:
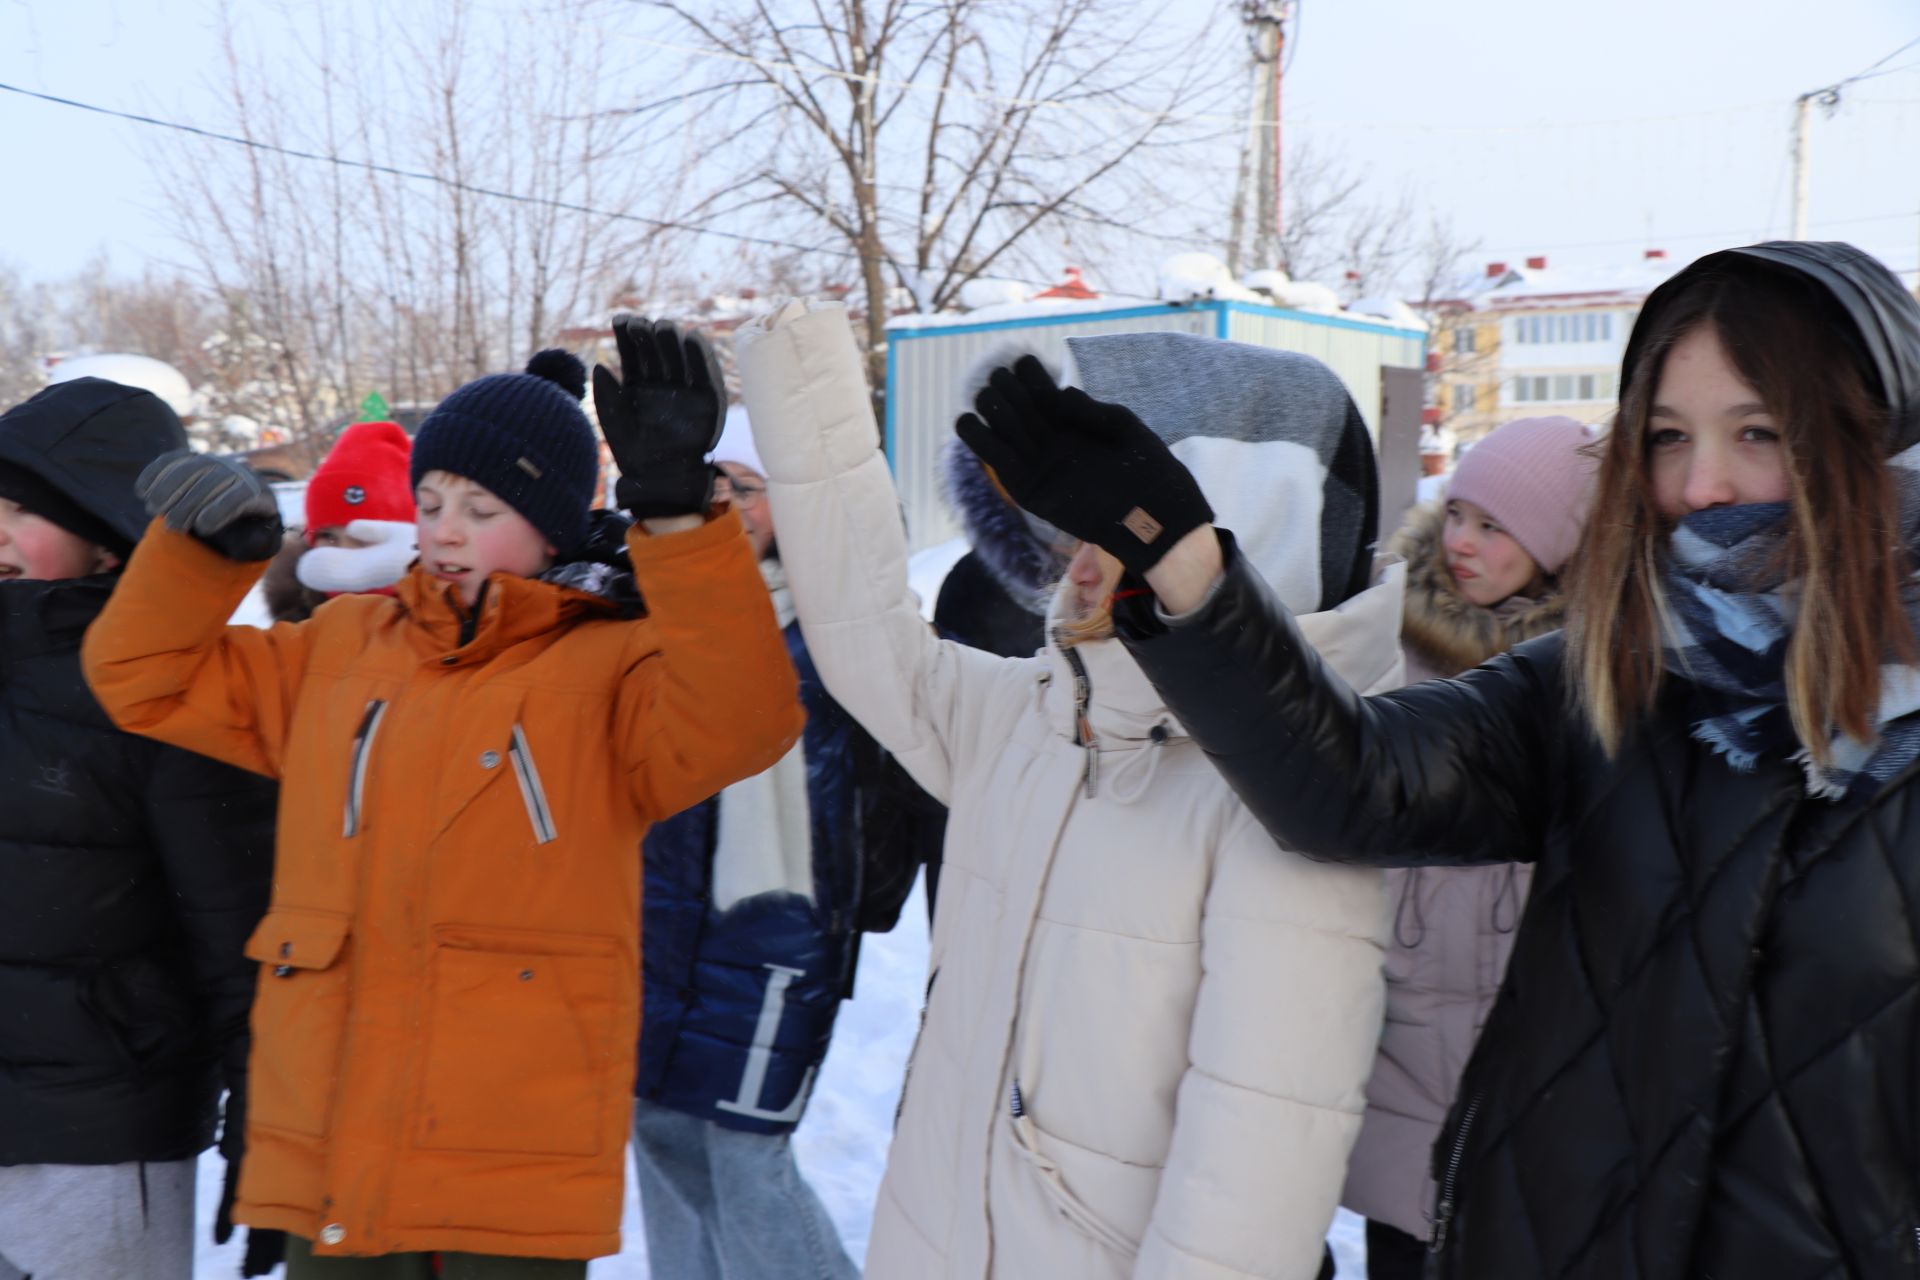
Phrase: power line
[
  {"left": 0, "top": 79, "right": 873, "bottom": 266},
  {"left": 545, "top": 2, "right": 1872, "bottom": 137},
  {"left": 4, "top": 78, "right": 1914, "bottom": 298}
]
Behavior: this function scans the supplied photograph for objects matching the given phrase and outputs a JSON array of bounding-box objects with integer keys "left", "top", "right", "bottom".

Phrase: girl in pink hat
[{"left": 1343, "top": 416, "right": 1598, "bottom": 1277}]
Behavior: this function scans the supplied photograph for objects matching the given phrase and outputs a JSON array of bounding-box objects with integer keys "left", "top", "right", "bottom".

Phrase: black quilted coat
[
  {"left": 0, "top": 380, "right": 277, "bottom": 1166},
  {"left": 1119, "top": 244, "right": 1920, "bottom": 1279}
]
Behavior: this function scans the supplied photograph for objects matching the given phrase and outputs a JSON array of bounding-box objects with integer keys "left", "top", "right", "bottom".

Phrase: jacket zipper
[
  {"left": 507, "top": 723, "right": 558, "bottom": 844},
  {"left": 1429, "top": 1088, "right": 1482, "bottom": 1254},
  {"left": 342, "top": 699, "right": 389, "bottom": 838},
  {"left": 1053, "top": 630, "right": 1099, "bottom": 798}
]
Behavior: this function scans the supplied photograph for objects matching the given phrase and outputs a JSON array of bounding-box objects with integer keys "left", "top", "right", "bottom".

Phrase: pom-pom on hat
[
  {"left": 408, "top": 349, "right": 599, "bottom": 556},
  {"left": 1445, "top": 415, "right": 1599, "bottom": 576},
  {"left": 306, "top": 420, "right": 416, "bottom": 532}
]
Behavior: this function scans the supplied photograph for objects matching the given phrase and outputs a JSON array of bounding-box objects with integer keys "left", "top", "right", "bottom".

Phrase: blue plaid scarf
[{"left": 1660, "top": 451, "right": 1920, "bottom": 800}]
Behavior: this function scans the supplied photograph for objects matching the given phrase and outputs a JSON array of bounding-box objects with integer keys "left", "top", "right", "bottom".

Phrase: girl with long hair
[{"left": 960, "top": 242, "right": 1920, "bottom": 1277}]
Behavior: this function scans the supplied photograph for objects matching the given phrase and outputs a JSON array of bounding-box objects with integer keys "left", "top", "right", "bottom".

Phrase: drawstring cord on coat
[
  {"left": 1394, "top": 867, "right": 1428, "bottom": 949},
  {"left": 1491, "top": 863, "right": 1521, "bottom": 934},
  {"left": 1104, "top": 723, "right": 1171, "bottom": 806}
]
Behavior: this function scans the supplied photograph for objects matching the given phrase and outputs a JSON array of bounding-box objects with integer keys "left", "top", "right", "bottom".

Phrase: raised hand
[
  {"left": 954, "top": 356, "right": 1212, "bottom": 576},
  {"left": 136, "top": 451, "right": 284, "bottom": 562},
  {"left": 591, "top": 315, "right": 727, "bottom": 520}
]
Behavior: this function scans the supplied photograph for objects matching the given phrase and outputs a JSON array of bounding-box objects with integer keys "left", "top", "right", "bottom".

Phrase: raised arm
[
  {"left": 1121, "top": 531, "right": 1559, "bottom": 867},
  {"left": 733, "top": 299, "right": 1011, "bottom": 804},
  {"left": 612, "top": 508, "right": 803, "bottom": 821},
  {"left": 83, "top": 513, "right": 314, "bottom": 780},
  {"left": 591, "top": 315, "right": 805, "bottom": 820}
]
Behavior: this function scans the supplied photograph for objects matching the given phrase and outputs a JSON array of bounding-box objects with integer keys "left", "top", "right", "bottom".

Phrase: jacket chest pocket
[
  {"left": 428, "top": 692, "right": 563, "bottom": 848},
  {"left": 412, "top": 925, "right": 624, "bottom": 1157},
  {"left": 243, "top": 908, "right": 353, "bottom": 1139},
  {"left": 342, "top": 699, "right": 389, "bottom": 838}
]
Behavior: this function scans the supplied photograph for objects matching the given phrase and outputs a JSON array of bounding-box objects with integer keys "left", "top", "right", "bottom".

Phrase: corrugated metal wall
[
  {"left": 886, "top": 306, "right": 1215, "bottom": 552},
  {"left": 1223, "top": 306, "right": 1427, "bottom": 434},
  {"left": 885, "top": 301, "right": 1424, "bottom": 554}
]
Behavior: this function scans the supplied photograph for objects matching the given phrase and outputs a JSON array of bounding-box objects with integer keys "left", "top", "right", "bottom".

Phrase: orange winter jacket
[{"left": 81, "top": 510, "right": 802, "bottom": 1261}]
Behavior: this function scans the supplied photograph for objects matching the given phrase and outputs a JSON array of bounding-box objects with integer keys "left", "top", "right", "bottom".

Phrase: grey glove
[{"left": 136, "top": 450, "right": 284, "bottom": 561}]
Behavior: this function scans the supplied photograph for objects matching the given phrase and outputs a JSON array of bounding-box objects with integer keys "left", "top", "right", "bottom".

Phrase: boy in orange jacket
[{"left": 83, "top": 322, "right": 803, "bottom": 1277}]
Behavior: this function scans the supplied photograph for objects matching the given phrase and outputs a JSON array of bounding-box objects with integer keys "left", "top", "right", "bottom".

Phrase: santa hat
[{"left": 306, "top": 421, "right": 416, "bottom": 532}]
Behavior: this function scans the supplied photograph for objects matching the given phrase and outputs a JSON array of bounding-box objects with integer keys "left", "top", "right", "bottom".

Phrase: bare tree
[
  {"left": 626, "top": 0, "right": 1241, "bottom": 396},
  {"left": 156, "top": 0, "right": 657, "bottom": 470}
]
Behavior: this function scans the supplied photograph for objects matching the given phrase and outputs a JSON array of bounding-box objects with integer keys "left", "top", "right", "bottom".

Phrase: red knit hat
[{"left": 305, "top": 421, "right": 416, "bottom": 531}]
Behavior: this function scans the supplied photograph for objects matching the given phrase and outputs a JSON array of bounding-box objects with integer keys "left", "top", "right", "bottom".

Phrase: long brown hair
[{"left": 1565, "top": 264, "right": 1908, "bottom": 760}]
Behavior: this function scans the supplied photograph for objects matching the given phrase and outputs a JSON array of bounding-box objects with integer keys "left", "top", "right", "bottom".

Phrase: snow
[
  {"left": 958, "top": 278, "right": 1033, "bottom": 311},
  {"left": 46, "top": 352, "right": 193, "bottom": 415},
  {"left": 1240, "top": 267, "right": 1293, "bottom": 294},
  {"left": 906, "top": 537, "right": 969, "bottom": 619},
  {"left": 887, "top": 292, "right": 1157, "bottom": 331},
  {"left": 1348, "top": 296, "right": 1429, "bottom": 332},
  {"left": 1157, "top": 252, "right": 1267, "bottom": 305}
]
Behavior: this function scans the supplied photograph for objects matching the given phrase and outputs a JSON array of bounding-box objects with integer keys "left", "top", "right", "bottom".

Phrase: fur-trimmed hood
[
  {"left": 1387, "top": 500, "right": 1566, "bottom": 679},
  {"left": 262, "top": 535, "right": 328, "bottom": 624},
  {"left": 939, "top": 435, "right": 1066, "bottom": 613}
]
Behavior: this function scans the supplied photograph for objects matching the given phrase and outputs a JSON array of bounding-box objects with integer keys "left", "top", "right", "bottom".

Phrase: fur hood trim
[
  {"left": 1387, "top": 500, "right": 1566, "bottom": 677},
  {"left": 262, "top": 535, "right": 328, "bottom": 625},
  {"left": 939, "top": 435, "right": 1065, "bottom": 611}
]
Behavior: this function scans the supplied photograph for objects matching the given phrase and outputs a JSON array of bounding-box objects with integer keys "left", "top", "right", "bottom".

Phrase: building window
[
  {"left": 1552, "top": 374, "right": 1574, "bottom": 401},
  {"left": 1454, "top": 327, "right": 1476, "bottom": 354},
  {"left": 1577, "top": 373, "right": 1595, "bottom": 401},
  {"left": 1453, "top": 384, "right": 1477, "bottom": 414}
]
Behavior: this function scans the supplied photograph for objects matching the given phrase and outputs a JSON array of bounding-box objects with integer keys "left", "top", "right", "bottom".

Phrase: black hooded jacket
[
  {"left": 1119, "top": 244, "right": 1920, "bottom": 1279},
  {"left": 0, "top": 380, "right": 277, "bottom": 1165}
]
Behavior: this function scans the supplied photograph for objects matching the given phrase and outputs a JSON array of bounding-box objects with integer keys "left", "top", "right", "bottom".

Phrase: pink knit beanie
[{"left": 1446, "top": 415, "right": 1599, "bottom": 575}]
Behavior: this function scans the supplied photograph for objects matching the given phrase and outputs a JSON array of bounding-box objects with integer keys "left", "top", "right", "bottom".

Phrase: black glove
[
  {"left": 954, "top": 356, "right": 1212, "bottom": 576},
  {"left": 136, "top": 450, "right": 284, "bottom": 561},
  {"left": 591, "top": 315, "right": 726, "bottom": 519},
  {"left": 213, "top": 1088, "right": 287, "bottom": 1276}
]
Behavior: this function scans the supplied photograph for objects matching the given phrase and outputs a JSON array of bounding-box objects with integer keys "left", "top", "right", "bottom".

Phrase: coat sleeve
[
  {"left": 82, "top": 521, "right": 315, "bottom": 779},
  {"left": 143, "top": 743, "right": 278, "bottom": 1155},
  {"left": 1119, "top": 533, "right": 1559, "bottom": 868},
  {"left": 1134, "top": 811, "right": 1389, "bottom": 1280},
  {"left": 613, "top": 508, "right": 804, "bottom": 822},
  {"left": 734, "top": 298, "right": 1011, "bottom": 805}
]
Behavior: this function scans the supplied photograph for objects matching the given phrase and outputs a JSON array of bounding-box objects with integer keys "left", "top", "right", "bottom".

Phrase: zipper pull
[
  {"left": 1083, "top": 738, "right": 1099, "bottom": 798},
  {"left": 1429, "top": 1198, "right": 1452, "bottom": 1254}
]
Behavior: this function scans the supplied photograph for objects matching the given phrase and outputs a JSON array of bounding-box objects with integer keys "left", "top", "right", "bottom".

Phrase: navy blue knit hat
[{"left": 409, "top": 349, "right": 598, "bottom": 555}]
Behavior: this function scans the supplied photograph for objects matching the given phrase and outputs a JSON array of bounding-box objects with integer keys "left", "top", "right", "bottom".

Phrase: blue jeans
[
  {"left": 630, "top": 1098, "right": 856, "bottom": 1280},
  {"left": 629, "top": 1105, "right": 856, "bottom": 1280}
]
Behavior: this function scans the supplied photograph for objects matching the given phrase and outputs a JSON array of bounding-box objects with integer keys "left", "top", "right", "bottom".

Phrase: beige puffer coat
[
  {"left": 737, "top": 299, "right": 1403, "bottom": 1280},
  {"left": 1339, "top": 501, "right": 1563, "bottom": 1240}
]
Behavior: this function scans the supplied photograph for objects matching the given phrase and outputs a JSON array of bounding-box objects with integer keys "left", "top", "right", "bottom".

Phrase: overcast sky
[{"left": 2, "top": 0, "right": 1916, "bottom": 286}]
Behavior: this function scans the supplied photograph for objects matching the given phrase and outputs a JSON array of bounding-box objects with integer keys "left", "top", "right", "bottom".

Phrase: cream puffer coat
[{"left": 737, "top": 299, "right": 1402, "bottom": 1280}]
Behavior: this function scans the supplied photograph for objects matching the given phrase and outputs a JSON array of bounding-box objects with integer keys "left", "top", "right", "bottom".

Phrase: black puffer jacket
[
  {"left": 1119, "top": 244, "right": 1920, "bottom": 1279},
  {"left": 0, "top": 379, "right": 277, "bottom": 1166}
]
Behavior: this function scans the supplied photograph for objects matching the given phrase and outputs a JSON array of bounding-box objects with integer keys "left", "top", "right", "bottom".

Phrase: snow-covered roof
[
  {"left": 46, "top": 353, "right": 193, "bottom": 415},
  {"left": 888, "top": 293, "right": 1159, "bottom": 331},
  {"left": 1482, "top": 257, "right": 1685, "bottom": 308}
]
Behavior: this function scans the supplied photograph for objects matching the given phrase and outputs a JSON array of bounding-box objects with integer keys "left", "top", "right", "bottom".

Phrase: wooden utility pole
[{"left": 1231, "top": 2, "right": 1293, "bottom": 274}]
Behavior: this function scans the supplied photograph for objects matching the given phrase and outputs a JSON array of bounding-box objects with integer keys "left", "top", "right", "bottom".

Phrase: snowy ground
[{"left": 190, "top": 873, "right": 1366, "bottom": 1277}]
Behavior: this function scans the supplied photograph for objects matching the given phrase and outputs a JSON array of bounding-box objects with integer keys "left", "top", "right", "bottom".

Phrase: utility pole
[
  {"left": 1792, "top": 87, "right": 1841, "bottom": 240},
  {"left": 1231, "top": 2, "right": 1294, "bottom": 274}
]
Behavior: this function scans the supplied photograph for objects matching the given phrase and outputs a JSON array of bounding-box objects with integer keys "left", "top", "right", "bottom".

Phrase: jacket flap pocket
[
  {"left": 431, "top": 923, "right": 621, "bottom": 959},
  {"left": 244, "top": 907, "right": 351, "bottom": 970}
]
